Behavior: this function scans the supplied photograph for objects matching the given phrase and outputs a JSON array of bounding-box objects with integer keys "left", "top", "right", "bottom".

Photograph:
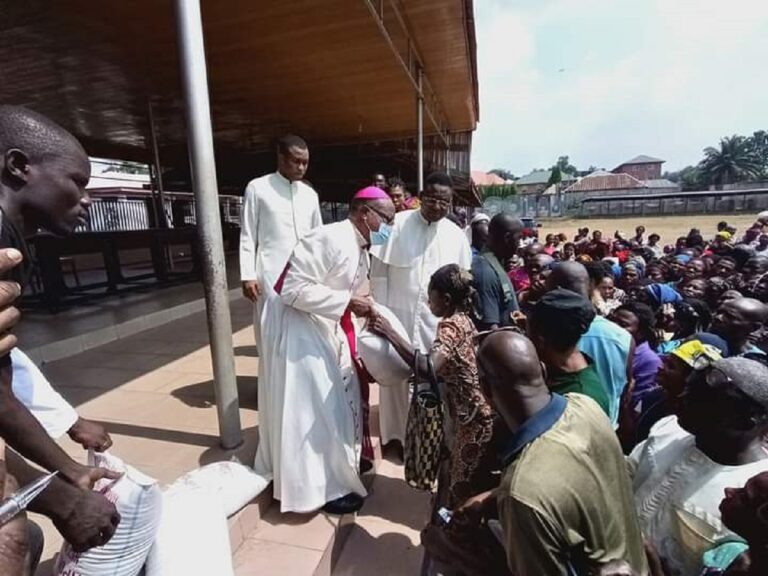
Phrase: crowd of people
[
  {"left": 0, "top": 102, "right": 767, "bottom": 576},
  {"left": 237, "top": 131, "right": 768, "bottom": 575}
]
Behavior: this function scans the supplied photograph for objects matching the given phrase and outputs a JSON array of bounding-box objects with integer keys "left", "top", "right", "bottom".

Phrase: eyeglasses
[
  {"left": 421, "top": 196, "right": 451, "bottom": 209},
  {"left": 368, "top": 206, "right": 395, "bottom": 225}
]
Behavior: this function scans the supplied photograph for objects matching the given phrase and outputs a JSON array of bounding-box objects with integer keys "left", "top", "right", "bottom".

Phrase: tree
[
  {"left": 555, "top": 155, "right": 578, "bottom": 176},
  {"left": 489, "top": 168, "right": 515, "bottom": 181},
  {"left": 699, "top": 135, "right": 762, "bottom": 189},
  {"left": 546, "top": 165, "right": 562, "bottom": 188},
  {"left": 746, "top": 130, "right": 768, "bottom": 179}
]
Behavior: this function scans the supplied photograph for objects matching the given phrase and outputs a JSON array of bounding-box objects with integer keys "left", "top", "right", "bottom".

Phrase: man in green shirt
[
  {"left": 475, "top": 331, "right": 648, "bottom": 575},
  {"left": 528, "top": 287, "right": 610, "bottom": 416}
]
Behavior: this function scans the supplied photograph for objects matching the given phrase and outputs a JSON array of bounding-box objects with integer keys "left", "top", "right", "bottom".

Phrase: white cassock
[
  {"left": 252, "top": 219, "right": 369, "bottom": 513},
  {"left": 239, "top": 172, "right": 322, "bottom": 347},
  {"left": 370, "top": 209, "right": 472, "bottom": 445}
]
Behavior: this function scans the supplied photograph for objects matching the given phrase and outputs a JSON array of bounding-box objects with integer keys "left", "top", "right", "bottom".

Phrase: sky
[{"left": 470, "top": 0, "right": 768, "bottom": 176}]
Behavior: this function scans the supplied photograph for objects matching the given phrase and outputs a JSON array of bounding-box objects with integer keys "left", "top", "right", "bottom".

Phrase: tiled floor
[
  {"left": 31, "top": 297, "right": 260, "bottom": 574},
  {"left": 26, "top": 292, "right": 431, "bottom": 575}
]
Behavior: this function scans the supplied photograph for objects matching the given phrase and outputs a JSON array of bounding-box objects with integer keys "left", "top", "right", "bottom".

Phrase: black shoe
[
  {"left": 384, "top": 440, "right": 404, "bottom": 463},
  {"left": 360, "top": 458, "right": 374, "bottom": 474},
  {"left": 322, "top": 493, "right": 365, "bottom": 515}
]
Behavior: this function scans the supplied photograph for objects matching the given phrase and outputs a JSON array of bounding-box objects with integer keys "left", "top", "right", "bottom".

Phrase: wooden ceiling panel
[{"left": 0, "top": 0, "right": 477, "bottom": 160}]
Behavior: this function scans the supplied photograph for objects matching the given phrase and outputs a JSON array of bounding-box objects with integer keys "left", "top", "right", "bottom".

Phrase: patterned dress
[{"left": 431, "top": 313, "right": 496, "bottom": 507}]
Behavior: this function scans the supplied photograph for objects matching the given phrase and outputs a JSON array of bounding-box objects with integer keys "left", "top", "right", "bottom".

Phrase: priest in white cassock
[
  {"left": 239, "top": 134, "right": 322, "bottom": 353},
  {"left": 252, "top": 186, "right": 396, "bottom": 515},
  {"left": 370, "top": 172, "right": 472, "bottom": 452}
]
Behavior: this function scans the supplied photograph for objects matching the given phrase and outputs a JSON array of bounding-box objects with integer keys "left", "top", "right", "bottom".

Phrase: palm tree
[{"left": 699, "top": 136, "right": 762, "bottom": 189}]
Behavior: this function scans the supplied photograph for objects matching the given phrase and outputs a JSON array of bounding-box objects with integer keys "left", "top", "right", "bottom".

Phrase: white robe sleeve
[
  {"left": 369, "top": 256, "right": 388, "bottom": 306},
  {"left": 239, "top": 182, "right": 259, "bottom": 281},
  {"left": 311, "top": 195, "right": 323, "bottom": 228},
  {"left": 457, "top": 231, "right": 473, "bottom": 270},
  {"left": 280, "top": 232, "right": 352, "bottom": 322},
  {"left": 11, "top": 348, "right": 78, "bottom": 439}
]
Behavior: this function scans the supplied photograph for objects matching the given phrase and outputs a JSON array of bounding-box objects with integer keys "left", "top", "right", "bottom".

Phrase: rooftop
[
  {"left": 617, "top": 154, "right": 666, "bottom": 166},
  {"left": 1, "top": 0, "right": 479, "bottom": 201},
  {"left": 564, "top": 171, "right": 646, "bottom": 193},
  {"left": 471, "top": 171, "right": 507, "bottom": 186},
  {"left": 644, "top": 178, "right": 679, "bottom": 189},
  {"left": 516, "top": 169, "right": 578, "bottom": 186}
]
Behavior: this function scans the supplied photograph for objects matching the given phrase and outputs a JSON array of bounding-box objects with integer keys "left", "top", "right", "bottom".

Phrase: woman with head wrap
[
  {"left": 667, "top": 254, "right": 691, "bottom": 283},
  {"left": 618, "top": 260, "right": 644, "bottom": 291},
  {"left": 657, "top": 298, "right": 713, "bottom": 355},
  {"left": 645, "top": 283, "right": 683, "bottom": 311}
]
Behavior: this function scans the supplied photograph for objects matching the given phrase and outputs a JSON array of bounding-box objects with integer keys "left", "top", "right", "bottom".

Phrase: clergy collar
[
  {"left": 500, "top": 393, "right": 567, "bottom": 467},
  {"left": 274, "top": 171, "right": 297, "bottom": 187}
]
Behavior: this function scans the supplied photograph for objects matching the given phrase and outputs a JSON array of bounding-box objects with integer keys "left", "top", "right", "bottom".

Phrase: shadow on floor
[
  {"left": 235, "top": 345, "right": 259, "bottom": 357},
  {"left": 333, "top": 524, "right": 424, "bottom": 576},
  {"left": 171, "top": 376, "right": 259, "bottom": 410},
  {"left": 358, "top": 474, "right": 431, "bottom": 533}
]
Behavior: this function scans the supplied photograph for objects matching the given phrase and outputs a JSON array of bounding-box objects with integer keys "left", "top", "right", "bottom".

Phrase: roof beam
[{"left": 362, "top": 0, "right": 449, "bottom": 147}]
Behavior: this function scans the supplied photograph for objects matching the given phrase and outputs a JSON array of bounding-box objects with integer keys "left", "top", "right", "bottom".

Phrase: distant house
[
  {"left": 612, "top": 154, "right": 665, "bottom": 181},
  {"left": 470, "top": 171, "right": 507, "bottom": 187},
  {"left": 563, "top": 165, "right": 679, "bottom": 196},
  {"left": 516, "top": 169, "right": 578, "bottom": 195}
]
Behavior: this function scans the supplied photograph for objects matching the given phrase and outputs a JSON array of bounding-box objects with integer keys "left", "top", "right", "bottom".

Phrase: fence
[
  {"left": 78, "top": 192, "right": 243, "bottom": 232},
  {"left": 579, "top": 189, "right": 768, "bottom": 218}
]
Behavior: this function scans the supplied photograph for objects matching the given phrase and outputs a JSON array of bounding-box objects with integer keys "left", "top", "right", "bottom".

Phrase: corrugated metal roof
[
  {"left": 471, "top": 171, "right": 507, "bottom": 186},
  {"left": 565, "top": 172, "right": 646, "bottom": 192},
  {"left": 516, "top": 169, "right": 577, "bottom": 186},
  {"left": 618, "top": 154, "right": 665, "bottom": 166},
  {"left": 644, "top": 178, "right": 679, "bottom": 189}
]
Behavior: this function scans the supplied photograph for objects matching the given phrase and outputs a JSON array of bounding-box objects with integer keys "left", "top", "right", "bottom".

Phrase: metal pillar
[
  {"left": 147, "top": 99, "right": 168, "bottom": 229},
  {"left": 417, "top": 68, "right": 424, "bottom": 193},
  {"left": 175, "top": 0, "right": 242, "bottom": 449}
]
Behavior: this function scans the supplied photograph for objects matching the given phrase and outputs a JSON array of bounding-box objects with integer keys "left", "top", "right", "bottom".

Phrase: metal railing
[{"left": 77, "top": 194, "right": 243, "bottom": 232}]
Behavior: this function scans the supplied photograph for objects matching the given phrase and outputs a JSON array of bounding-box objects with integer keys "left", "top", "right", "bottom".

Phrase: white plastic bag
[
  {"left": 165, "top": 460, "right": 262, "bottom": 517},
  {"left": 54, "top": 451, "right": 162, "bottom": 576},
  {"left": 144, "top": 487, "right": 234, "bottom": 576},
  {"left": 357, "top": 304, "right": 412, "bottom": 387}
]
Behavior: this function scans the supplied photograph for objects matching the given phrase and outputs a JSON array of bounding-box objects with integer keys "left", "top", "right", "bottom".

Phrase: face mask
[{"left": 370, "top": 223, "right": 393, "bottom": 245}]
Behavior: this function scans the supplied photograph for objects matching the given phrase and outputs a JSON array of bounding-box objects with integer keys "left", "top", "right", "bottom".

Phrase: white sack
[
  {"left": 54, "top": 451, "right": 162, "bottom": 576},
  {"left": 144, "top": 487, "right": 234, "bottom": 576},
  {"left": 357, "top": 304, "right": 412, "bottom": 387},
  {"left": 164, "top": 460, "right": 261, "bottom": 517}
]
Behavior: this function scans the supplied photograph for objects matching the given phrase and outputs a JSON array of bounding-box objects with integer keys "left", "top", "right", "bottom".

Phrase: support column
[
  {"left": 147, "top": 98, "right": 168, "bottom": 229},
  {"left": 417, "top": 67, "right": 424, "bottom": 193},
  {"left": 175, "top": 0, "right": 242, "bottom": 449}
]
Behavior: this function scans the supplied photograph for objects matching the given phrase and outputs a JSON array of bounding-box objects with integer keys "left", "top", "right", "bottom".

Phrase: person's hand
[
  {"left": 0, "top": 440, "right": 27, "bottom": 576},
  {"left": 510, "top": 310, "right": 527, "bottom": 332},
  {"left": 454, "top": 489, "right": 496, "bottom": 527},
  {"left": 63, "top": 463, "right": 122, "bottom": 491},
  {"left": 369, "top": 315, "right": 394, "bottom": 338},
  {"left": 348, "top": 296, "right": 374, "bottom": 318},
  {"left": 68, "top": 418, "right": 113, "bottom": 452},
  {"left": 241, "top": 280, "right": 261, "bottom": 302},
  {"left": 53, "top": 489, "right": 121, "bottom": 552},
  {"left": 0, "top": 249, "right": 23, "bottom": 356}
]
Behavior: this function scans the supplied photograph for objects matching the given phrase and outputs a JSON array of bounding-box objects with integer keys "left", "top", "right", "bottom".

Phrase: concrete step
[{"left": 231, "top": 436, "right": 384, "bottom": 576}]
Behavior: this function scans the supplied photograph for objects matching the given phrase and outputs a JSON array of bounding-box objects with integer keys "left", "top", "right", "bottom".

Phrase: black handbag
[{"left": 404, "top": 351, "right": 444, "bottom": 492}]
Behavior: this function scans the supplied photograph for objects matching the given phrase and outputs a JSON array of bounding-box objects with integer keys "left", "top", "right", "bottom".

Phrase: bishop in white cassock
[
  {"left": 252, "top": 187, "right": 396, "bottom": 515},
  {"left": 239, "top": 135, "right": 322, "bottom": 350},
  {"left": 370, "top": 173, "right": 472, "bottom": 447}
]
